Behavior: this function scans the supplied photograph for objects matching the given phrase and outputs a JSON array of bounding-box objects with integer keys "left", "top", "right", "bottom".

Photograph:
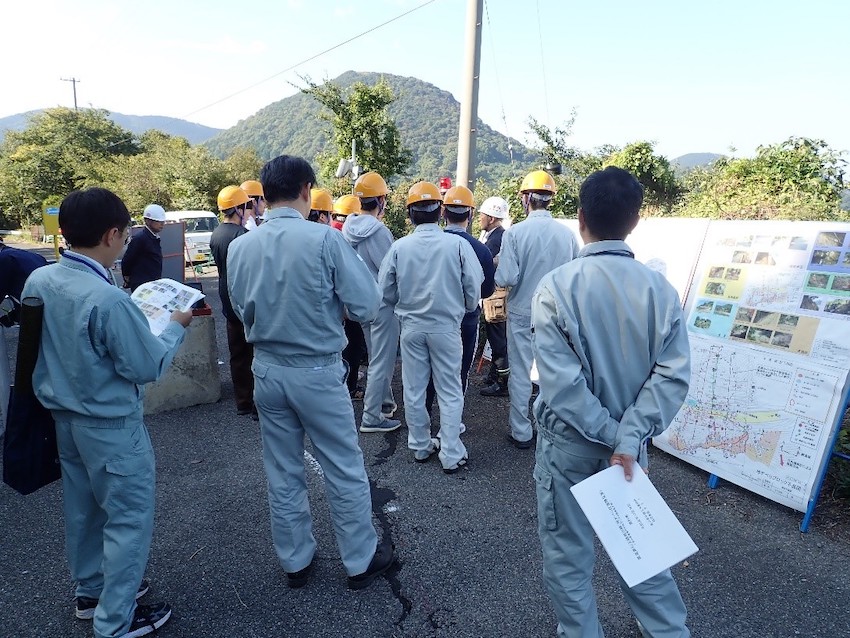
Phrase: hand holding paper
[{"left": 570, "top": 464, "right": 698, "bottom": 588}]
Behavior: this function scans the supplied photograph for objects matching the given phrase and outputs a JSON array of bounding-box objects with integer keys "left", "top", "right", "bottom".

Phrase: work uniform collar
[
  {"left": 61, "top": 250, "right": 113, "bottom": 283},
  {"left": 264, "top": 207, "right": 304, "bottom": 221},
  {"left": 527, "top": 210, "right": 552, "bottom": 219},
  {"left": 578, "top": 239, "right": 634, "bottom": 258},
  {"left": 413, "top": 223, "right": 441, "bottom": 233}
]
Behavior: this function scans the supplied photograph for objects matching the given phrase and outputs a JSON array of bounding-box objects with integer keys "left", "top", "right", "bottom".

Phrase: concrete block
[{"left": 144, "top": 314, "right": 220, "bottom": 415}]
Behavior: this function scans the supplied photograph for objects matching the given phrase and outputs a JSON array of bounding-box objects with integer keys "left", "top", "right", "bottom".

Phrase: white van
[{"left": 164, "top": 210, "right": 220, "bottom": 264}]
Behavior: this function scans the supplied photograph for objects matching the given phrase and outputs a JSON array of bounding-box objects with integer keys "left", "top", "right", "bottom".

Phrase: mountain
[
  {"left": 205, "top": 70, "right": 536, "bottom": 184},
  {"left": 671, "top": 152, "right": 724, "bottom": 172},
  {"left": 0, "top": 110, "right": 222, "bottom": 145}
]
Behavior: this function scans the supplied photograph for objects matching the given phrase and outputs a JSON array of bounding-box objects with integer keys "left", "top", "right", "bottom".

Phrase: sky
[{"left": 3, "top": 0, "right": 849, "bottom": 160}]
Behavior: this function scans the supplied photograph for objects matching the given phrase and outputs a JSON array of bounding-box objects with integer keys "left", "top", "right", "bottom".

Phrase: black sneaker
[
  {"left": 479, "top": 382, "right": 508, "bottom": 397},
  {"left": 286, "top": 558, "right": 314, "bottom": 589},
  {"left": 347, "top": 542, "right": 395, "bottom": 591},
  {"left": 75, "top": 579, "right": 150, "bottom": 620},
  {"left": 507, "top": 433, "right": 534, "bottom": 450},
  {"left": 118, "top": 602, "right": 172, "bottom": 638}
]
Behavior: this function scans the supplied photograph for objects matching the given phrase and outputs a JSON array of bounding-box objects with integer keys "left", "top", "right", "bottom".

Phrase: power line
[
  {"left": 535, "top": 0, "right": 551, "bottom": 127},
  {"left": 482, "top": 0, "right": 513, "bottom": 161},
  {"left": 103, "top": 0, "right": 439, "bottom": 151},
  {"left": 181, "top": 0, "right": 439, "bottom": 120}
]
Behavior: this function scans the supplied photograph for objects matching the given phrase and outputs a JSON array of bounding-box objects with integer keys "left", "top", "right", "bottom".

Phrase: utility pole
[
  {"left": 456, "top": 0, "right": 483, "bottom": 190},
  {"left": 60, "top": 77, "right": 80, "bottom": 111}
]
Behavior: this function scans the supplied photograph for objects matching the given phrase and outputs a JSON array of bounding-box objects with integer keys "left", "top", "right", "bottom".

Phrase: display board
[
  {"left": 557, "top": 218, "right": 710, "bottom": 304},
  {"left": 653, "top": 221, "right": 850, "bottom": 513}
]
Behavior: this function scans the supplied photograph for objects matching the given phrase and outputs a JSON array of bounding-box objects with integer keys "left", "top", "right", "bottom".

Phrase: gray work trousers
[
  {"left": 361, "top": 303, "right": 399, "bottom": 425},
  {"left": 399, "top": 327, "right": 468, "bottom": 469},
  {"left": 507, "top": 311, "right": 535, "bottom": 443},
  {"left": 534, "top": 430, "right": 690, "bottom": 638},
  {"left": 251, "top": 356, "right": 378, "bottom": 576}
]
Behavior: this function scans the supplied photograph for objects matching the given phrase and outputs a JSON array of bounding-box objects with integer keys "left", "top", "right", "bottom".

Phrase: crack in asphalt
[{"left": 369, "top": 429, "right": 412, "bottom": 627}]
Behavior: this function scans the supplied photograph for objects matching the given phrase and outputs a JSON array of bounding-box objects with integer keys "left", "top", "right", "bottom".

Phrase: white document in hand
[
  {"left": 130, "top": 278, "right": 204, "bottom": 336},
  {"left": 570, "top": 464, "right": 698, "bottom": 588}
]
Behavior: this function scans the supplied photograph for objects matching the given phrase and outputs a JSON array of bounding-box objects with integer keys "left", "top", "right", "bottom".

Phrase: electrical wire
[
  {"left": 483, "top": 0, "right": 512, "bottom": 143},
  {"left": 104, "top": 0, "right": 439, "bottom": 149},
  {"left": 181, "top": 0, "right": 439, "bottom": 120},
  {"left": 536, "top": 0, "right": 551, "bottom": 127}
]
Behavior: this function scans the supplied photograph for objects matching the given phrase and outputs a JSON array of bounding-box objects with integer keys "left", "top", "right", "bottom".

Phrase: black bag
[{"left": 3, "top": 297, "right": 60, "bottom": 495}]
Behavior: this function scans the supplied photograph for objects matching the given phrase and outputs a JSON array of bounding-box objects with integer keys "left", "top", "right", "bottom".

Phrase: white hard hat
[
  {"left": 143, "top": 204, "right": 166, "bottom": 222},
  {"left": 479, "top": 196, "right": 509, "bottom": 219}
]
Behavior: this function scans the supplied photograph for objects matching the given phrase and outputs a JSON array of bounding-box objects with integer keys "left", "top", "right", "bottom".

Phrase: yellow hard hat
[
  {"left": 310, "top": 188, "right": 334, "bottom": 213},
  {"left": 217, "top": 185, "right": 250, "bottom": 211},
  {"left": 334, "top": 194, "right": 362, "bottom": 216},
  {"left": 406, "top": 181, "right": 442, "bottom": 208},
  {"left": 520, "top": 170, "right": 557, "bottom": 194},
  {"left": 443, "top": 185, "right": 475, "bottom": 208},
  {"left": 353, "top": 172, "right": 388, "bottom": 198},
  {"left": 240, "top": 180, "right": 264, "bottom": 198}
]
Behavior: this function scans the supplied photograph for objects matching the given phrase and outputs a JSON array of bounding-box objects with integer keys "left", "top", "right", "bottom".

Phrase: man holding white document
[{"left": 531, "top": 167, "right": 692, "bottom": 637}]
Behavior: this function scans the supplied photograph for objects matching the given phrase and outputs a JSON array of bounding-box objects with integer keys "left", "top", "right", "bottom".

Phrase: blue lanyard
[{"left": 63, "top": 253, "right": 113, "bottom": 285}]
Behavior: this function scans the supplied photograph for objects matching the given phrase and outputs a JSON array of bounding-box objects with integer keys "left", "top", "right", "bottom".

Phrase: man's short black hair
[
  {"left": 359, "top": 197, "right": 379, "bottom": 212},
  {"left": 444, "top": 207, "right": 471, "bottom": 224},
  {"left": 579, "top": 166, "right": 644, "bottom": 240},
  {"left": 260, "top": 155, "right": 316, "bottom": 204},
  {"left": 409, "top": 203, "right": 441, "bottom": 226},
  {"left": 59, "top": 187, "right": 130, "bottom": 248}
]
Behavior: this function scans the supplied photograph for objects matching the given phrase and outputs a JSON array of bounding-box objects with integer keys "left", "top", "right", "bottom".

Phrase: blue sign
[{"left": 45, "top": 207, "right": 59, "bottom": 215}]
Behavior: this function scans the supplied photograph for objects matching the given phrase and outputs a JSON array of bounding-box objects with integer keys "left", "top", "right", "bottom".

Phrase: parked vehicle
[{"left": 164, "top": 210, "right": 219, "bottom": 264}]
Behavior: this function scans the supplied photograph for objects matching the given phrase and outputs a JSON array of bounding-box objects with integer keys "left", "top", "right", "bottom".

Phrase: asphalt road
[{"left": 1, "top": 250, "right": 848, "bottom": 637}]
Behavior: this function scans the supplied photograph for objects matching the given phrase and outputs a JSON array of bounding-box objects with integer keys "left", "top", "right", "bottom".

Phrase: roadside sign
[{"left": 43, "top": 206, "right": 60, "bottom": 236}]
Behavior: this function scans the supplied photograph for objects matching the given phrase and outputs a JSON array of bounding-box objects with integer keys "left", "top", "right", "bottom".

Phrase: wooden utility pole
[
  {"left": 60, "top": 77, "right": 80, "bottom": 111},
  {"left": 456, "top": 0, "right": 483, "bottom": 190}
]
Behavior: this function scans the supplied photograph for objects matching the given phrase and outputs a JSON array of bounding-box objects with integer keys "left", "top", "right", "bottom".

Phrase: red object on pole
[{"left": 438, "top": 177, "right": 452, "bottom": 193}]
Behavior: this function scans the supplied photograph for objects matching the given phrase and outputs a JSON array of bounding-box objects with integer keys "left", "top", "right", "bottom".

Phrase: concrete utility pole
[
  {"left": 60, "top": 77, "right": 80, "bottom": 111},
  {"left": 456, "top": 0, "right": 483, "bottom": 190}
]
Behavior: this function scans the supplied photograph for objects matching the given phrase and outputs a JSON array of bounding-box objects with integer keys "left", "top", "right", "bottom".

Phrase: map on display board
[
  {"left": 679, "top": 221, "right": 850, "bottom": 368},
  {"left": 653, "top": 221, "right": 850, "bottom": 512},
  {"left": 557, "top": 218, "right": 710, "bottom": 304}
]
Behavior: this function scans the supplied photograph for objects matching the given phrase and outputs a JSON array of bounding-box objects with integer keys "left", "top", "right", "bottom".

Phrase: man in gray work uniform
[
  {"left": 494, "top": 170, "right": 580, "bottom": 449},
  {"left": 227, "top": 155, "right": 395, "bottom": 591}
]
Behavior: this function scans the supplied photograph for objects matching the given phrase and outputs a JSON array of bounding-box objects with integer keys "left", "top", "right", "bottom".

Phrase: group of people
[{"left": 17, "top": 155, "right": 693, "bottom": 637}]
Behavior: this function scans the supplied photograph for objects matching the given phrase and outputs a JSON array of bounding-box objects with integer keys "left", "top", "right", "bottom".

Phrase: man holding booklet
[
  {"left": 22, "top": 187, "right": 192, "bottom": 638},
  {"left": 530, "top": 167, "right": 692, "bottom": 637}
]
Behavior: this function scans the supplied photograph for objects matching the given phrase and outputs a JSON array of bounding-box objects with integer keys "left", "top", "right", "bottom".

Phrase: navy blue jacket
[
  {"left": 0, "top": 243, "right": 48, "bottom": 324},
  {"left": 445, "top": 227, "right": 496, "bottom": 303},
  {"left": 483, "top": 225, "right": 505, "bottom": 259},
  {"left": 121, "top": 227, "right": 162, "bottom": 291}
]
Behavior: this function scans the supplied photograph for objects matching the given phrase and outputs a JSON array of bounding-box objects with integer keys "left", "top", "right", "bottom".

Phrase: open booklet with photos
[{"left": 130, "top": 278, "right": 204, "bottom": 335}]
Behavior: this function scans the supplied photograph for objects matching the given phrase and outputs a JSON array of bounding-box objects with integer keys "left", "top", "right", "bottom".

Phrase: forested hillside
[
  {"left": 205, "top": 70, "right": 536, "bottom": 184},
  {"left": 0, "top": 110, "right": 221, "bottom": 145}
]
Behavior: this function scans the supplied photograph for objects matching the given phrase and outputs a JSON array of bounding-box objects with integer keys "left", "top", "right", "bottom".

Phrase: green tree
[
  {"left": 300, "top": 77, "right": 412, "bottom": 184},
  {"left": 0, "top": 108, "right": 138, "bottom": 228},
  {"left": 521, "top": 116, "right": 609, "bottom": 218},
  {"left": 222, "top": 147, "right": 264, "bottom": 185},
  {"left": 604, "top": 141, "right": 681, "bottom": 213},
  {"left": 678, "top": 137, "right": 847, "bottom": 221},
  {"left": 100, "top": 130, "right": 229, "bottom": 216}
]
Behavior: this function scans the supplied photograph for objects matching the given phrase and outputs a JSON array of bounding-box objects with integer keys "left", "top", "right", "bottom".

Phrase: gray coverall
[
  {"left": 227, "top": 207, "right": 382, "bottom": 576},
  {"left": 531, "top": 240, "right": 691, "bottom": 637},
  {"left": 24, "top": 253, "right": 185, "bottom": 638},
  {"left": 494, "top": 210, "right": 580, "bottom": 443},
  {"left": 378, "top": 223, "right": 483, "bottom": 470}
]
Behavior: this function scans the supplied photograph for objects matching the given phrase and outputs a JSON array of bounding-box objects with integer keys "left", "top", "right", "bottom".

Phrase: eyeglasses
[{"left": 121, "top": 229, "right": 131, "bottom": 245}]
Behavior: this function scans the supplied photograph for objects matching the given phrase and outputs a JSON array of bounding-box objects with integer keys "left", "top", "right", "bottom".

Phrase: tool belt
[{"left": 482, "top": 287, "right": 508, "bottom": 323}]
